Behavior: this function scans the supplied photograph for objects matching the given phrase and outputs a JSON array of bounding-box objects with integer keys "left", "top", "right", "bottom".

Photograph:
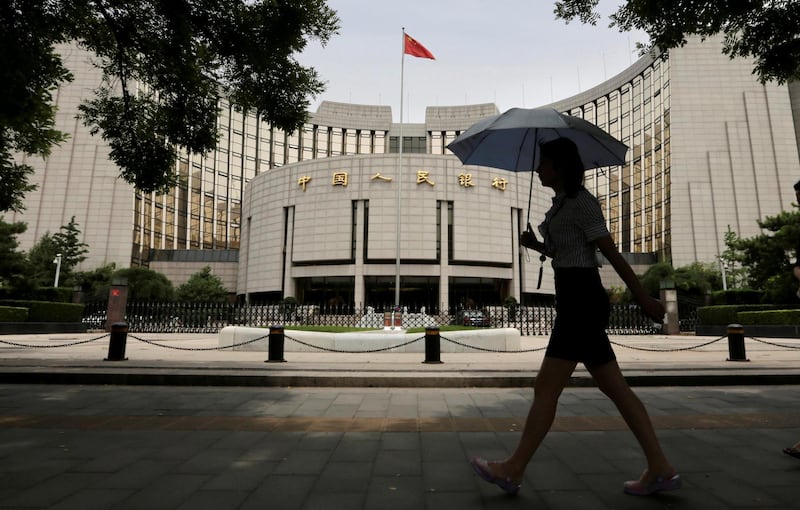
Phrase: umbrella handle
[{"left": 520, "top": 224, "right": 545, "bottom": 253}]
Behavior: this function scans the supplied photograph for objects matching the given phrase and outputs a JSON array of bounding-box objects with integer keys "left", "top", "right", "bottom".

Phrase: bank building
[{"left": 11, "top": 35, "right": 800, "bottom": 312}]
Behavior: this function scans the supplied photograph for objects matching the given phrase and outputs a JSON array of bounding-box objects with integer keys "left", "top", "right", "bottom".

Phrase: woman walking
[{"left": 470, "top": 137, "right": 680, "bottom": 496}]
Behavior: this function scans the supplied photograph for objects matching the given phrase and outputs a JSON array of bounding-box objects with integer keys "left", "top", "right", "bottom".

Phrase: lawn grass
[{"left": 268, "top": 325, "right": 485, "bottom": 333}]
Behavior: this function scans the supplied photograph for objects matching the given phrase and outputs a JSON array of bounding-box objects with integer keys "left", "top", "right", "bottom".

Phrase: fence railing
[{"left": 81, "top": 301, "right": 662, "bottom": 335}]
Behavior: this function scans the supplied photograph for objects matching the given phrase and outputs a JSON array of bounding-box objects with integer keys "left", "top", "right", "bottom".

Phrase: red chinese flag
[{"left": 404, "top": 33, "right": 435, "bottom": 59}]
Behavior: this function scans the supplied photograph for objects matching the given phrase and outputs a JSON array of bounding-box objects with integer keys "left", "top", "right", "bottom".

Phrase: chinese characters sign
[{"left": 297, "top": 170, "right": 510, "bottom": 191}]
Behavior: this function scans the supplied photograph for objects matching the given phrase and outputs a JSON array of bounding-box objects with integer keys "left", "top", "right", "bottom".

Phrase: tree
[
  {"left": 1, "top": 1, "right": 340, "bottom": 208},
  {"left": 0, "top": 218, "right": 30, "bottom": 293},
  {"left": 719, "top": 226, "right": 748, "bottom": 290},
  {"left": 52, "top": 216, "right": 89, "bottom": 271},
  {"left": 26, "top": 233, "right": 61, "bottom": 287},
  {"left": 672, "top": 262, "right": 721, "bottom": 295},
  {"left": 638, "top": 260, "right": 722, "bottom": 299},
  {"left": 176, "top": 266, "right": 229, "bottom": 302},
  {"left": 25, "top": 216, "right": 89, "bottom": 287},
  {"left": 73, "top": 263, "right": 116, "bottom": 301},
  {"left": 554, "top": 1, "right": 800, "bottom": 83},
  {"left": 112, "top": 267, "right": 175, "bottom": 301},
  {"left": 638, "top": 260, "right": 674, "bottom": 298},
  {"left": 727, "top": 208, "right": 800, "bottom": 303}
]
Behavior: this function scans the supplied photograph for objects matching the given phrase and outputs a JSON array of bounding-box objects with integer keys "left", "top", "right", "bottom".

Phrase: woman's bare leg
[
  {"left": 587, "top": 360, "right": 674, "bottom": 481},
  {"left": 483, "top": 356, "right": 577, "bottom": 482}
]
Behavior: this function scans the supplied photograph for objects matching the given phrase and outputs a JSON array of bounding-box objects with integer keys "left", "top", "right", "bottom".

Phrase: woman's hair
[
  {"left": 794, "top": 179, "right": 800, "bottom": 191},
  {"left": 540, "top": 138, "right": 585, "bottom": 197}
]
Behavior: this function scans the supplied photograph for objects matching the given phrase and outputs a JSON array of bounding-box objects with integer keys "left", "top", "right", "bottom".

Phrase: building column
[
  {"left": 510, "top": 208, "right": 522, "bottom": 301},
  {"left": 439, "top": 203, "right": 449, "bottom": 313},
  {"left": 282, "top": 207, "right": 295, "bottom": 299},
  {"left": 354, "top": 200, "right": 366, "bottom": 307}
]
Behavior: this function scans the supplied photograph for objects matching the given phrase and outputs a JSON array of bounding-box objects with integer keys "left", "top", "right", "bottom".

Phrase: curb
[{"left": 3, "top": 368, "right": 800, "bottom": 388}]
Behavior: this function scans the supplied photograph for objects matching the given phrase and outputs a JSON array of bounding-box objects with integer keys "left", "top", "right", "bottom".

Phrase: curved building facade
[{"left": 238, "top": 152, "right": 544, "bottom": 310}]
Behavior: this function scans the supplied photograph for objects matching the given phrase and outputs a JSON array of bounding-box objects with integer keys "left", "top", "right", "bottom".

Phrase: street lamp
[
  {"left": 53, "top": 253, "right": 63, "bottom": 288},
  {"left": 720, "top": 258, "right": 729, "bottom": 291}
]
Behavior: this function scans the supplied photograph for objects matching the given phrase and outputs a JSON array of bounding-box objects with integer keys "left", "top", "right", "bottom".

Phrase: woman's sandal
[
  {"left": 623, "top": 472, "right": 682, "bottom": 496},
  {"left": 469, "top": 457, "right": 521, "bottom": 495},
  {"left": 783, "top": 446, "right": 800, "bottom": 459}
]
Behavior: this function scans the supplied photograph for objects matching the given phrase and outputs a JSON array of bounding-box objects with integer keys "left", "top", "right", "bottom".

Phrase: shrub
[
  {"left": 0, "top": 300, "right": 84, "bottom": 322},
  {"left": 697, "top": 304, "right": 800, "bottom": 325},
  {"left": 0, "top": 306, "right": 28, "bottom": 322},
  {"left": 709, "top": 289, "right": 763, "bottom": 305},
  {"left": 738, "top": 310, "right": 800, "bottom": 325}
]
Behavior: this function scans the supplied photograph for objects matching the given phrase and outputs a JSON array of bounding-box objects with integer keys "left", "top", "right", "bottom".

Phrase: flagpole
[
  {"left": 394, "top": 29, "right": 434, "bottom": 308},
  {"left": 395, "top": 28, "right": 406, "bottom": 308}
]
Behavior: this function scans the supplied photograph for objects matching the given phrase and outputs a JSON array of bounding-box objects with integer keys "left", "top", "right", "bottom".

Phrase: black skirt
[{"left": 546, "top": 267, "right": 616, "bottom": 366}]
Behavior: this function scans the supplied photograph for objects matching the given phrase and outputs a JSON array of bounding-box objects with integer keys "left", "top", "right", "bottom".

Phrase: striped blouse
[{"left": 538, "top": 187, "right": 610, "bottom": 268}]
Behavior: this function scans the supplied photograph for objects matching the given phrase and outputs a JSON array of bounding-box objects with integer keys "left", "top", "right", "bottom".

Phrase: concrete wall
[
  {"left": 10, "top": 44, "right": 135, "bottom": 271},
  {"left": 669, "top": 35, "right": 800, "bottom": 267}
]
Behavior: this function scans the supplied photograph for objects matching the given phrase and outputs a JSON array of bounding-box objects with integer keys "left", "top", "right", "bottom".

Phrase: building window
[{"left": 388, "top": 136, "right": 426, "bottom": 153}]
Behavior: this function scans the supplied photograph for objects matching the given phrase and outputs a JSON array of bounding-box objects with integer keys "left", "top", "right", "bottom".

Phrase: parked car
[{"left": 455, "top": 309, "right": 491, "bottom": 327}]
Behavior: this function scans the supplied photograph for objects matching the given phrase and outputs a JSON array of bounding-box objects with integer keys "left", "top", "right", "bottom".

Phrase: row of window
[{"left": 134, "top": 56, "right": 672, "bottom": 263}]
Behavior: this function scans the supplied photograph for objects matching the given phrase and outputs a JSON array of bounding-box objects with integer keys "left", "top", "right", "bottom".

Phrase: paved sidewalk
[
  {"left": 0, "top": 331, "right": 799, "bottom": 387},
  {"left": 2, "top": 332, "right": 800, "bottom": 509},
  {"left": 1, "top": 384, "right": 800, "bottom": 509}
]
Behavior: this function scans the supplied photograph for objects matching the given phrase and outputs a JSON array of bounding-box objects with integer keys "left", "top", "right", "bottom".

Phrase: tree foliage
[
  {"left": 73, "top": 263, "right": 117, "bottom": 301},
  {"left": 554, "top": 1, "right": 800, "bottom": 83},
  {"left": 112, "top": 267, "right": 175, "bottom": 301},
  {"left": 1, "top": 0, "right": 340, "bottom": 208},
  {"left": 726, "top": 208, "right": 800, "bottom": 303},
  {"left": 176, "top": 266, "right": 229, "bottom": 302},
  {"left": 0, "top": 218, "right": 29, "bottom": 291},
  {"left": 25, "top": 216, "right": 89, "bottom": 287},
  {"left": 52, "top": 216, "right": 89, "bottom": 270},
  {"left": 638, "top": 260, "right": 722, "bottom": 299},
  {"left": 0, "top": 1, "right": 73, "bottom": 212},
  {"left": 26, "top": 233, "right": 60, "bottom": 287}
]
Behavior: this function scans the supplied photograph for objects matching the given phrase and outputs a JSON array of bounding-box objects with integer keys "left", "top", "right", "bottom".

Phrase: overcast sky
[{"left": 299, "top": 1, "right": 648, "bottom": 123}]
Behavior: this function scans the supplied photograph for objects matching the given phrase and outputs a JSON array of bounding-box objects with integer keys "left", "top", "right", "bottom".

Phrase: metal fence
[
  {"left": 677, "top": 294, "right": 703, "bottom": 333},
  {"left": 81, "top": 301, "right": 661, "bottom": 335}
]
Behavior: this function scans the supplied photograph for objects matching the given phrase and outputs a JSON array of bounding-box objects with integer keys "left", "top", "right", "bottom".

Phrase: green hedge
[
  {"left": 738, "top": 310, "right": 800, "bottom": 325},
  {"left": 709, "top": 289, "right": 764, "bottom": 305},
  {"left": 0, "top": 287, "right": 74, "bottom": 302},
  {"left": 698, "top": 304, "right": 800, "bottom": 325},
  {"left": 0, "top": 306, "right": 28, "bottom": 322},
  {"left": 0, "top": 300, "right": 84, "bottom": 322}
]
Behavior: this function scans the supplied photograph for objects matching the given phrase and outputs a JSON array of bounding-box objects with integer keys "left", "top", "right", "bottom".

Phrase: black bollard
[
  {"left": 266, "top": 325, "right": 287, "bottom": 363},
  {"left": 105, "top": 322, "right": 128, "bottom": 361},
  {"left": 423, "top": 327, "right": 443, "bottom": 364},
  {"left": 726, "top": 323, "right": 749, "bottom": 362}
]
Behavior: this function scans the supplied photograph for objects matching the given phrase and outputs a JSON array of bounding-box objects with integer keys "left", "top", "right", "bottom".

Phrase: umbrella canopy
[{"left": 446, "top": 107, "right": 628, "bottom": 172}]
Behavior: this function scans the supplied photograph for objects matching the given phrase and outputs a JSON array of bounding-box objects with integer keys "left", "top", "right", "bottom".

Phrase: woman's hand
[
  {"left": 596, "top": 236, "right": 665, "bottom": 323},
  {"left": 641, "top": 297, "right": 665, "bottom": 323},
  {"left": 520, "top": 224, "right": 546, "bottom": 253}
]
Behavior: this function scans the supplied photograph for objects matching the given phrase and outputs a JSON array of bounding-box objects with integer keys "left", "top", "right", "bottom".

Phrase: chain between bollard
[
  {"left": 0, "top": 333, "right": 110, "bottom": 349},
  {"left": 282, "top": 333, "right": 425, "bottom": 353},
  {"left": 439, "top": 334, "right": 548, "bottom": 353},
  {"left": 609, "top": 335, "right": 727, "bottom": 352},
  {"left": 128, "top": 333, "right": 270, "bottom": 350},
  {"left": 747, "top": 336, "right": 800, "bottom": 349}
]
